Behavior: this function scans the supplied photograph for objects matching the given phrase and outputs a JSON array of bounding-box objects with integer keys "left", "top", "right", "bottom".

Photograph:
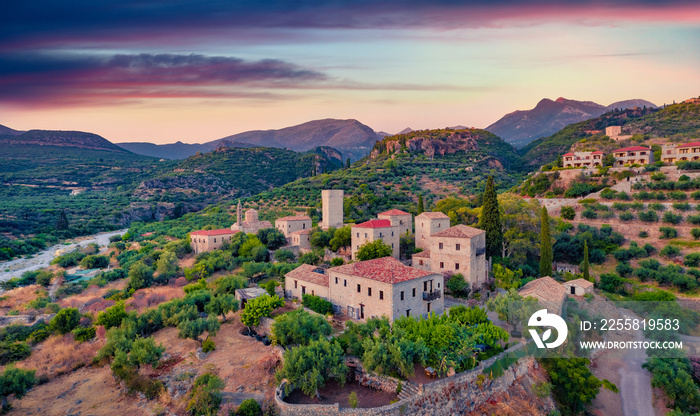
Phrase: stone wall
[
  {"left": 0, "top": 313, "right": 55, "bottom": 328},
  {"left": 276, "top": 343, "right": 540, "bottom": 416}
]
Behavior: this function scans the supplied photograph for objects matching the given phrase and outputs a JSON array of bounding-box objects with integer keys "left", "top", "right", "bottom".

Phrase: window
[
  {"left": 406, "top": 309, "right": 411, "bottom": 317},
  {"left": 400, "top": 291, "right": 404, "bottom": 301},
  {"left": 312, "top": 290, "right": 315, "bottom": 296},
  {"left": 302, "top": 286, "right": 306, "bottom": 295},
  {"left": 419, "top": 260, "right": 423, "bottom": 265},
  {"left": 368, "top": 287, "right": 372, "bottom": 296},
  {"left": 344, "top": 279, "right": 347, "bottom": 287},
  {"left": 303, "top": 223, "right": 306, "bottom": 229},
  {"left": 379, "top": 290, "right": 384, "bottom": 300},
  {"left": 335, "top": 277, "right": 338, "bottom": 284},
  {"left": 391, "top": 231, "right": 394, "bottom": 236},
  {"left": 455, "top": 263, "right": 460, "bottom": 270},
  {"left": 357, "top": 284, "right": 361, "bottom": 293},
  {"left": 356, "top": 233, "right": 359, "bottom": 237},
  {"left": 439, "top": 242, "right": 443, "bottom": 250},
  {"left": 294, "top": 280, "right": 298, "bottom": 289},
  {"left": 423, "top": 281, "right": 427, "bottom": 291},
  {"left": 412, "top": 288, "right": 416, "bottom": 297},
  {"left": 214, "top": 238, "right": 216, "bottom": 243},
  {"left": 437, "top": 282, "right": 440, "bottom": 288},
  {"left": 456, "top": 244, "right": 460, "bottom": 251},
  {"left": 427, "top": 302, "right": 431, "bottom": 313},
  {"left": 440, "top": 262, "right": 444, "bottom": 268},
  {"left": 365, "top": 233, "right": 368, "bottom": 238},
  {"left": 379, "top": 232, "right": 383, "bottom": 237}
]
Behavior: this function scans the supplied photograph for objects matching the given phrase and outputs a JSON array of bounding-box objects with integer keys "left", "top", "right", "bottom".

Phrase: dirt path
[{"left": 617, "top": 309, "right": 655, "bottom": 416}]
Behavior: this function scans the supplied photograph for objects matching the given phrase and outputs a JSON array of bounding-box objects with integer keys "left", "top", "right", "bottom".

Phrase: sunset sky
[{"left": 1, "top": 0, "right": 699, "bottom": 143}]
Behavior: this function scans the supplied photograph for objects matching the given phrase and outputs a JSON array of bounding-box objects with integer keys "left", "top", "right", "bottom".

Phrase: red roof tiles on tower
[
  {"left": 190, "top": 229, "right": 236, "bottom": 236},
  {"left": 613, "top": 146, "right": 651, "bottom": 153},
  {"left": 353, "top": 219, "right": 392, "bottom": 228}
]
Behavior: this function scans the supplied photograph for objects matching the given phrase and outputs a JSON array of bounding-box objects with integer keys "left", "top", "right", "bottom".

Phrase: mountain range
[
  {"left": 0, "top": 129, "right": 128, "bottom": 152},
  {"left": 118, "top": 118, "right": 380, "bottom": 161},
  {"left": 486, "top": 97, "right": 657, "bottom": 148}
]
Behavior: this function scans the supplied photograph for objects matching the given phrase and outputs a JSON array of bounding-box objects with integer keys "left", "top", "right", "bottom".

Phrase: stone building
[
  {"left": 562, "top": 151, "right": 604, "bottom": 168},
  {"left": 189, "top": 229, "right": 237, "bottom": 255},
  {"left": 319, "top": 189, "right": 344, "bottom": 230},
  {"left": 412, "top": 224, "right": 487, "bottom": 288},
  {"left": 562, "top": 279, "right": 594, "bottom": 296},
  {"left": 415, "top": 212, "right": 450, "bottom": 251},
  {"left": 284, "top": 264, "right": 330, "bottom": 300},
  {"left": 330, "top": 257, "right": 444, "bottom": 321},
  {"left": 661, "top": 141, "right": 700, "bottom": 163},
  {"left": 519, "top": 276, "right": 567, "bottom": 315},
  {"left": 612, "top": 146, "right": 653, "bottom": 166},
  {"left": 351, "top": 219, "right": 400, "bottom": 260},
  {"left": 275, "top": 215, "right": 312, "bottom": 239},
  {"left": 230, "top": 201, "right": 273, "bottom": 234},
  {"left": 605, "top": 126, "right": 632, "bottom": 141},
  {"left": 377, "top": 209, "right": 412, "bottom": 236},
  {"left": 289, "top": 229, "right": 312, "bottom": 251}
]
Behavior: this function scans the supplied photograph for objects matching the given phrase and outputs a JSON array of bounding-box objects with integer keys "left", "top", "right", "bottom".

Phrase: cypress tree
[
  {"left": 539, "top": 206, "right": 553, "bottom": 277},
  {"left": 345, "top": 158, "right": 351, "bottom": 169},
  {"left": 55, "top": 209, "right": 69, "bottom": 231},
  {"left": 582, "top": 240, "right": 590, "bottom": 281},
  {"left": 479, "top": 176, "right": 503, "bottom": 259},
  {"left": 417, "top": 195, "right": 425, "bottom": 214}
]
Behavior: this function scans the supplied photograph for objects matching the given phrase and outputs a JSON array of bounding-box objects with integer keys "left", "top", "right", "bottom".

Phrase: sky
[{"left": 1, "top": 0, "right": 699, "bottom": 144}]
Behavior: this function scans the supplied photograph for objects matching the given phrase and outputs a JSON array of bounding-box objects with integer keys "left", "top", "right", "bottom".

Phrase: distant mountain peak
[
  {"left": 487, "top": 97, "right": 656, "bottom": 148},
  {"left": 0, "top": 129, "right": 128, "bottom": 152}
]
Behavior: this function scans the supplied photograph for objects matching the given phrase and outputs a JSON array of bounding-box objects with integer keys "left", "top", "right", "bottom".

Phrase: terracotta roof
[
  {"left": 432, "top": 224, "right": 484, "bottom": 239},
  {"left": 563, "top": 152, "right": 574, "bottom": 156},
  {"left": 285, "top": 264, "right": 329, "bottom": 287},
  {"left": 592, "top": 151, "right": 604, "bottom": 154},
  {"left": 519, "top": 276, "right": 567, "bottom": 304},
  {"left": 331, "top": 257, "right": 434, "bottom": 284},
  {"left": 563, "top": 278, "right": 594, "bottom": 288},
  {"left": 190, "top": 229, "right": 236, "bottom": 236},
  {"left": 353, "top": 219, "right": 392, "bottom": 229},
  {"left": 378, "top": 209, "right": 411, "bottom": 216},
  {"left": 678, "top": 141, "right": 700, "bottom": 148},
  {"left": 416, "top": 212, "right": 449, "bottom": 219},
  {"left": 613, "top": 146, "right": 651, "bottom": 153},
  {"left": 412, "top": 250, "right": 431, "bottom": 259},
  {"left": 290, "top": 229, "right": 312, "bottom": 235},
  {"left": 276, "top": 215, "right": 311, "bottom": 221}
]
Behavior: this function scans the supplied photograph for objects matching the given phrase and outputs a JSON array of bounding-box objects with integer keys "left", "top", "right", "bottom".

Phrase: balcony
[{"left": 423, "top": 290, "right": 441, "bottom": 301}]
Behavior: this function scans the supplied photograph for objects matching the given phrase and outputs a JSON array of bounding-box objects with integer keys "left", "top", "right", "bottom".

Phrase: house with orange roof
[
  {"left": 189, "top": 229, "right": 237, "bottom": 254},
  {"left": 284, "top": 264, "right": 330, "bottom": 300},
  {"left": 377, "top": 209, "right": 412, "bottom": 236},
  {"left": 351, "top": 219, "right": 399, "bottom": 260},
  {"left": 661, "top": 141, "right": 700, "bottom": 164},
  {"left": 562, "top": 151, "right": 605, "bottom": 169},
  {"left": 612, "top": 146, "right": 653, "bottom": 166}
]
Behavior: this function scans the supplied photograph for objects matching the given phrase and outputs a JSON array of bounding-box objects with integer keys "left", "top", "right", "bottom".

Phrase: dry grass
[
  {"left": 0, "top": 285, "right": 45, "bottom": 315},
  {"left": 12, "top": 333, "right": 106, "bottom": 380},
  {"left": 126, "top": 286, "right": 185, "bottom": 313},
  {"left": 58, "top": 280, "right": 128, "bottom": 311}
]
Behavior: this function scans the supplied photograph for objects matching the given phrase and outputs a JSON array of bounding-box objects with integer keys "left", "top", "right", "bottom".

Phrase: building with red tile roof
[
  {"left": 661, "top": 142, "right": 700, "bottom": 163},
  {"left": 351, "top": 219, "right": 399, "bottom": 260},
  {"left": 285, "top": 264, "right": 330, "bottom": 300},
  {"left": 612, "top": 146, "right": 653, "bottom": 166},
  {"left": 562, "top": 151, "right": 604, "bottom": 169},
  {"left": 519, "top": 276, "right": 567, "bottom": 314},
  {"left": 189, "top": 229, "right": 237, "bottom": 254}
]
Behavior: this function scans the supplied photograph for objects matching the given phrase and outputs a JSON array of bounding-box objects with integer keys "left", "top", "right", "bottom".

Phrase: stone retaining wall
[
  {"left": 0, "top": 313, "right": 55, "bottom": 328},
  {"left": 276, "top": 343, "right": 537, "bottom": 416}
]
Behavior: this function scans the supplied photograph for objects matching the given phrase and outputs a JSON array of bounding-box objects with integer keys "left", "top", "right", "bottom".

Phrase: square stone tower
[
  {"left": 320, "top": 189, "right": 344, "bottom": 230},
  {"left": 415, "top": 212, "right": 451, "bottom": 250}
]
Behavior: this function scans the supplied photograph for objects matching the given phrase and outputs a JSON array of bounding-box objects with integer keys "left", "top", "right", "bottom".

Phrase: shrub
[
  {"left": 302, "top": 294, "right": 334, "bottom": 315},
  {"left": 649, "top": 202, "right": 665, "bottom": 211},
  {"left": 638, "top": 210, "right": 658, "bottom": 222},
  {"left": 685, "top": 253, "right": 700, "bottom": 268},
  {"left": 615, "top": 262, "right": 633, "bottom": 277},
  {"left": 660, "top": 245, "right": 681, "bottom": 258},
  {"left": 72, "top": 326, "right": 96, "bottom": 343},
  {"left": 202, "top": 338, "right": 216, "bottom": 353},
  {"left": 50, "top": 308, "right": 81, "bottom": 335},
  {"left": 560, "top": 206, "right": 575, "bottom": 220},
  {"left": 186, "top": 372, "right": 224, "bottom": 416},
  {"left": 659, "top": 227, "right": 678, "bottom": 239},
  {"left": 274, "top": 249, "right": 295, "bottom": 263},
  {"left": 638, "top": 231, "right": 649, "bottom": 238},
  {"left": 330, "top": 257, "right": 344, "bottom": 266},
  {"left": 348, "top": 391, "right": 359, "bottom": 409},
  {"left": 673, "top": 202, "right": 691, "bottom": 211},
  {"left": 79, "top": 255, "right": 110, "bottom": 269},
  {"left": 668, "top": 191, "right": 687, "bottom": 200},
  {"left": 237, "top": 398, "right": 262, "bottom": 416},
  {"left": 692, "top": 228, "right": 700, "bottom": 240},
  {"left": 581, "top": 208, "right": 597, "bottom": 219},
  {"left": 662, "top": 212, "right": 682, "bottom": 225},
  {"left": 688, "top": 215, "right": 700, "bottom": 225},
  {"left": 643, "top": 244, "right": 656, "bottom": 255},
  {"left": 619, "top": 212, "right": 634, "bottom": 221},
  {"left": 598, "top": 273, "right": 626, "bottom": 294},
  {"left": 96, "top": 301, "right": 127, "bottom": 329},
  {"left": 0, "top": 342, "right": 32, "bottom": 365}
]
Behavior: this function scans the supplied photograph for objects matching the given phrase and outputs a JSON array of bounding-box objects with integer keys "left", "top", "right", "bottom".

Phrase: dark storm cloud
[
  {"left": 2, "top": 0, "right": 698, "bottom": 49},
  {"left": 0, "top": 52, "right": 326, "bottom": 104}
]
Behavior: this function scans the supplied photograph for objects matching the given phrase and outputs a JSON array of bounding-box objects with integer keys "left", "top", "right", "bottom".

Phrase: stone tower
[
  {"left": 237, "top": 200, "right": 242, "bottom": 225},
  {"left": 320, "top": 189, "right": 344, "bottom": 230},
  {"left": 415, "top": 212, "right": 451, "bottom": 250}
]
